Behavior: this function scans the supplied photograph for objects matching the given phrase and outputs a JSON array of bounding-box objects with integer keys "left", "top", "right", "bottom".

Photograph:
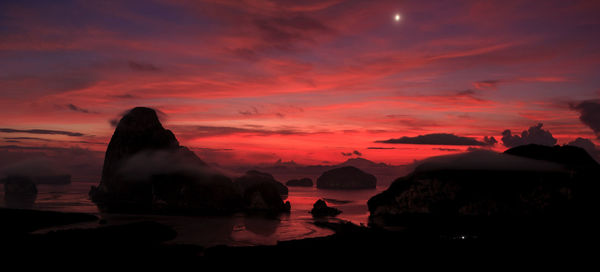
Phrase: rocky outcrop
[
  {"left": 234, "top": 170, "right": 290, "bottom": 212},
  {"left": 89, "top": 107, "right": 292, "bottom": 214},
  {"left": 310, "top": 199, "right": 341, "bottom": 217},
  {"left": 234, "top": 170, "right": 288, "bottom": 195},
  {"left": 286, "top": 178, "right": 313, "bottom": 187},
  {"left": 89, "top": 107, "right": 245, "bottom": 214},
  {"left": 367, "top": 148, "right": 598, "bottom": 227},
  {"left": 316, "top": 166, "right": 376, "bottom": 189},
  {"left": 2, "top": 176, "right": 38, "bottom": 208}
]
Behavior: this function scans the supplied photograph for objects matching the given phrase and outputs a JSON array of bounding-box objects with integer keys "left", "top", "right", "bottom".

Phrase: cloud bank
[
  {"left": 570, "top": 100, "right": 600, "bottom": 139},
  {"left": 376, "top": 133, "right": 495, "bottom": 146},
  {"left": 501, "top": 123, "right": 557, "bottom": 148}
]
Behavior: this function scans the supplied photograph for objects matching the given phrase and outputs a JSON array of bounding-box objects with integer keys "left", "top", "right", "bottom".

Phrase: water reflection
[
  {"left": 243, "top": 215, "right": 281, "bottom": 236},
  {"left": 3, "top": 182, "right": 385, "bottom": 247}
]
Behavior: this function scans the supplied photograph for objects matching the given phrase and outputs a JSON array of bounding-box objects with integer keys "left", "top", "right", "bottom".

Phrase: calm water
[{"left": 0, "top": 183, "right": 385, "bottom": 247}]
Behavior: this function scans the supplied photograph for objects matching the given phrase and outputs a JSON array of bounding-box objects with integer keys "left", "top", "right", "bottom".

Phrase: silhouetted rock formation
[
  {"left": 368, "top": 148, "right": 598, "bottom": 228},
  {"left": 235, "top": 170, "right": 288, "bottom": 195},
  {"left": 316, "top": 166, "right": 377, "bottom": 189},
  {"left": 310, "top": 199, "right": 341, "bottom": 217},
  {"left": 89, "top": 107, "right": 245, "bottom": 214},
  {"left": 234, "top": 170, "right": 290, "bottom": 212},
  {"left": 89, "top": 107, "right": 292, "bottom": 215},
  {"left": 2, "top": 176, "right": 37, "bottom": 208},
  {"left": 286, "top": 178, "right": 313, "bottom": 187}
]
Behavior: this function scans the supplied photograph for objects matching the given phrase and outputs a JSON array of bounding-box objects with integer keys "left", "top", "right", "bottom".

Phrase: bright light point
[{"left": 394, "top": 14, "right": 401, "bottom": 22}]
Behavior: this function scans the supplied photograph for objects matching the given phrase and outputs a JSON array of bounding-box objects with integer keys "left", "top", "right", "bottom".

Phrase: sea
[{"left": 0, "top": 182, "right": 386, "bottom": 247}]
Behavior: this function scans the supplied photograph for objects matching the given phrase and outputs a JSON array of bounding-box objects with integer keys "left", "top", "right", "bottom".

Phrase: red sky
[{"left": 1, "top": 0, "right": 600, "bottom": 167}]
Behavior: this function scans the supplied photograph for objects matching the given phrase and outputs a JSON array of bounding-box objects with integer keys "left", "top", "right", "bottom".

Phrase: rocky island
[
  {"left": 89, "top": 107, "right": 289, "bottom": 214},
  {"left": 286, "top": 177, "right": 313, "bottom": 187},
  {"left": 316, "top": 166, "right": 376, "bottom": 189}
]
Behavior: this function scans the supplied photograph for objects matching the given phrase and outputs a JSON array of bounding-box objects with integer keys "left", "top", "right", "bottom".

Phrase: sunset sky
[{"left": 1, "top": 0, "right": 600, "bottom": 168}]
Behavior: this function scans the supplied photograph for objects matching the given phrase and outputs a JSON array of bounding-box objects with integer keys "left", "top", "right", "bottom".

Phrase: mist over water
[{"left": 1, "top": 182, "right": 384, "bottom": 247}]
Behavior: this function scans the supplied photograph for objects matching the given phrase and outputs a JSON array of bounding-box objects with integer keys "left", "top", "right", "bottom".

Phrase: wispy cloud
[{"left": 0, "top": 128, "right": 85, "bottom": 137}]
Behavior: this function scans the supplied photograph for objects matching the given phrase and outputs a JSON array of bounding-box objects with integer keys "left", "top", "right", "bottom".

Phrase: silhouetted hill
[
  {"left": 368, "top": 149, "right": 597, "bottom": 232},
  {"left": 317, "top": 166, "right": 377, "bottom": 189},
  {"left": 286, "top": 177, "right": 313, "bottom": 187}
]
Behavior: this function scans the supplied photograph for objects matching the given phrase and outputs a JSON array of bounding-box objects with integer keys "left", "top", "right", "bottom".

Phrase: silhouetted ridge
[{"left": 286, "top": 178, "right": 313, "bottom": 187}]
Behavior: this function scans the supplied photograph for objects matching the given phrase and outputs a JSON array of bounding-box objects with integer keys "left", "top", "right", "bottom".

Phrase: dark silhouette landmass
[
  {"left": 0, "top": 208, "right": 198, "bottom": 259},
  {"left": 2, "top": 121, "right": 593, "bottom": 262},
  {"left": 367, "top": 145, "right": 598, "bottom": 231},
  {"left": 233, "top": 170, "right": 290, "bottom": 212},
  {"left": 286, "top": 177, "right": 313, "bottom": 187},
  {"left": 89, "top": 107, "right": 289, "bottom": 214},
  {"left": 1, "top": 144, "right": 592, "bottom": 261},
  {"left": 316, "top": 166, "right": 377, "bottom": 189},
  {"left": 310, "top": 199, "right": 341, "bottom": 217}
]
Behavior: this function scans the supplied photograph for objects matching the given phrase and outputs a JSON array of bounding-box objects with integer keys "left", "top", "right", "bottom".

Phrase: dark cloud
[
  {"left": 501, "top": 123, "right": 557, "bottom": 148},
  {"left": 109, "top": 119, "right": 119, "bottom": 127},
  {"left": 174, "top": 125, "right": 320, "bottom": 138},
  {"left": 433, "top": 148, "right": 462, "bottom": 152},
  {"left": 367, "top": 147, "right": 396, "bottom": 150},
  {"left": 376, "top": 133, "right": 491, "bottom": 146},
  {"left": 4, "top": 137, "right": 52, "bottom": 142},
  {"left": 3, "top": 136, "right": 103, "bottom": 145},
  {"left": 483, "top": 136, "right": 498, "bottom": 146},
  {"left": 454, "top": 89, "right": 487, "bottom": 102},
  {"left": 128, "top": 61, "right": 160, "bottom": 72},
  {"left": 110, "top": 94, "right": 138, "bottom": 99},
  {"left": 66, "top": 104, "right": 96, "bottom": 114},
  {"left": 0, "top": 128, "right": 85, "bottom": 137},
  {"left": 566, "top": 137, "right": 599, "bottom": 162},
  {"left": 239, "top": 106, "right": 260, "bottom": 116},
  {"left": 570, "top": 99, "right": 600, "bottom": 138},
  {"left": 340, "top": 150, "right": 362, "bottom": 157}
]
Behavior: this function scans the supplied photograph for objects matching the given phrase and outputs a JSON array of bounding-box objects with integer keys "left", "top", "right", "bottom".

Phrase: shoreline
[{"left": 1, "top": 207, "right": 590, "bottom": 262}]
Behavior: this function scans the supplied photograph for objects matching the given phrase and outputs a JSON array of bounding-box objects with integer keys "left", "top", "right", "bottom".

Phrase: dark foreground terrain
[{"left": 0, "top": 208, "right": 592, "bottom": 264}]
